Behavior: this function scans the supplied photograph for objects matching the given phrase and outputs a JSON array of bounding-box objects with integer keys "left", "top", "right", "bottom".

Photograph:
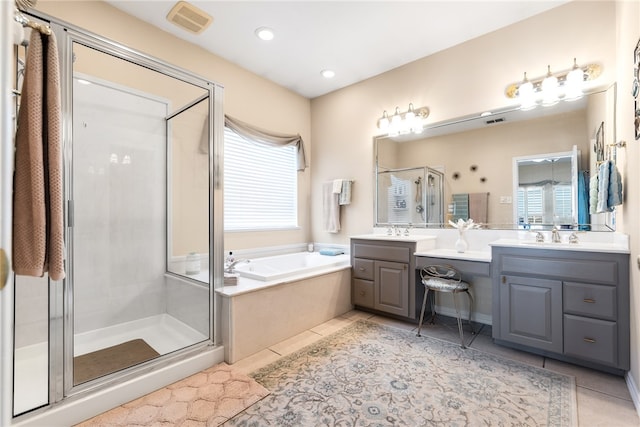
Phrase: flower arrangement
[
  {"left": 448, "top": 218, "right": 480, "bottom": 231},
  {"left": 448, "top": 218, "right": 480, "bottom": 253}
]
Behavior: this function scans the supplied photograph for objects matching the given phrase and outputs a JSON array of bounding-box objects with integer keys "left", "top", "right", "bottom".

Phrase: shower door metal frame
[{"left": 17, "top": 10, "right": 224, "bottom": 410}]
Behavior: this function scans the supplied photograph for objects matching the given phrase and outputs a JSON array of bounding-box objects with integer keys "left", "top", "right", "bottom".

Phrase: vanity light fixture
[
  {"left": 505, "top": 59, "right": 601, "bottom": 110},
  {"left": 377, "top": 103, "right": 429, "bottom": 136}
]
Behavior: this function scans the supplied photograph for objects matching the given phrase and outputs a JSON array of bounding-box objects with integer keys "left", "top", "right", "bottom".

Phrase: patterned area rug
[
  {"left": 225, "top": 320, "right": 577, "bottom": 426},
  {"left": 75, "top": 363, "right": 269, "bottom": 426}
]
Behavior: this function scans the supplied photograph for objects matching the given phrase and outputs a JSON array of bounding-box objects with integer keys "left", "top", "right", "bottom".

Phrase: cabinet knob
[
  {"left": 583, "top": 337, "right": 596, "bottom": 344},
  {"left": 358, "top": 267, "right": 365, "bottom": 271},
  {"left": 583, "top": 298, "right": 596, "bottom": 304},
  {"left": 360, "top": 290, "right": 366, "bottom": 297}
]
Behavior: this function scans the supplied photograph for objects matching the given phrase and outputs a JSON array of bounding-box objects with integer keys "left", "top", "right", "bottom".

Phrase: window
[
  {"left": 224, "top": 127, "right": 298, "bottom": 231},
  {"left": 518, "top": 186, "right": 543, "bottom": 224},
  {"left": 553, "top": 184, "right": 573, "bottom": 222}
]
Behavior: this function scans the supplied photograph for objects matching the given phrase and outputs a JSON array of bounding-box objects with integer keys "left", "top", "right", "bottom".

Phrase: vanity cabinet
[
  {"left": 351, "top": 239, "right": 415, "bottom": 318},
  {"left": 491, "top": 246, "right": 629, "bottom": 373}
]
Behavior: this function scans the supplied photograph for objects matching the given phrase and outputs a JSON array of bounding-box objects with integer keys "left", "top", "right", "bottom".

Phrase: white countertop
[
  {"left": 414, "top": 248, "right": 491, "bottom": 262},
  {"left": 351, "top": 234, "right": 437, "bottom": 252},
  {"left": 488, "top": 238, "right": 630, "bottom": 254},
  {"left": 350, "top": 234, "right": 437, "bottom": 243}
]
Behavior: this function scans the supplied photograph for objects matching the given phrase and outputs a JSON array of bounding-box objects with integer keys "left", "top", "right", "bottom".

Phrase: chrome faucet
[
  {"left": 224, "top": 259, "right": 249, "bottom": 274},
  {"left": 551, "top": 226, "right": 561, "bottom": 243},
  {"left": 535, "top": 232, "right": 544, "bottom": 243}
]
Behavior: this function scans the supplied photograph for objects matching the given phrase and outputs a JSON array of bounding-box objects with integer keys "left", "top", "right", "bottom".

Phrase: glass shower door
[{"left": 70, "top": 42, "right": 211, "bottom": 387}]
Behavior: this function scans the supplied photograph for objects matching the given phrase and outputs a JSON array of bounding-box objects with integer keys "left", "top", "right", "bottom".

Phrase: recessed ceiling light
[
  {"left": 321, "top": 69, "right": 335, "bottom": 79},
  {"left": 255, "top": 27, "right": 274, "bottom": 41}
]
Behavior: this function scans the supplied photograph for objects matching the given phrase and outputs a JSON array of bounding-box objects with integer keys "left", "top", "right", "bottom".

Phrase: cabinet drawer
[
  {"left": 564, "top": 282, "right": 616, "bottom": 320},
  {"left": 353, "top": 279, "right": 374, "bottom": 308},
  {"left": 500, "top": 255, "right": 618, "bottom": 285},
  {"left": 353, "top": 258, "right": 374, "bottom": 280},
  {"left": 352, "top": 243, "right": 410, "bottom": 263},
  {"left": 564, "top": 314, "right": 617, "bottom": 366}
]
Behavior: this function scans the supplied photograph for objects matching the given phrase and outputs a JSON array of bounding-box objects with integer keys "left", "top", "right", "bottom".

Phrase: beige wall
[
  {"left": 310, "top": 0, "right": 617, "bottom": 244},
  {"left": 615, "top": 0, "right": 640, "bottom": 403},
  {"left": 36, "top": 1, "right": 313, "bottom": 253}
]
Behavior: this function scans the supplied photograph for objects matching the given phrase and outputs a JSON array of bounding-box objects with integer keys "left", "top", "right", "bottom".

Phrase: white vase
[{"left": 455, "top": 232, "right": 468, "bottom": 253}]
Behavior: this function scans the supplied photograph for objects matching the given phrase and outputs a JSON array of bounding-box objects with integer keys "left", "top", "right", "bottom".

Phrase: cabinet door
[
  {"left": 353, "top": 279, "right": 374, "bottom": 308},
  {"left": 374, "top": 261, "right": 409, "bottom": 317},
  {"left": 499, "top": 275, "right": 562, "bottom": 353}
]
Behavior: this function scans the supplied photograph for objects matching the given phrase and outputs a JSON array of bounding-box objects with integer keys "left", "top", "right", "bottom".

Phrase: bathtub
[
  {"left": 233, "top": 251, "right": 350, "bottom": 281},
  {"left": 217, "top": 249, "right": 353, "bottom": 363}
]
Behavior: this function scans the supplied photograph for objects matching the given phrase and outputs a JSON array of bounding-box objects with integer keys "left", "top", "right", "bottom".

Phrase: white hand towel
[
  {"left": 323, "top": 182, "right": 340, "bottom": 233},
  {"left": 332, "top": 179, "right": 343, "bottom": 194}
]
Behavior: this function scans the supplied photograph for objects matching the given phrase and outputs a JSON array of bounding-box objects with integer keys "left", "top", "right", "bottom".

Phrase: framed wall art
[{"left": 634, "top": 37, "right": 640, "bottom": 140}]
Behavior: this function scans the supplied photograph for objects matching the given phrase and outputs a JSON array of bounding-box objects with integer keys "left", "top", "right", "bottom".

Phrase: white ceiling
[{"left": 105, "top": 1, "right": 568, "bottom": 99}]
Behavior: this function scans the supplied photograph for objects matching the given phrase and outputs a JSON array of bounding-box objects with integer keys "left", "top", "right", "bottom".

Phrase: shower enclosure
[
  {"left": 376, "top": 166, "right": 445, "bottom": 226},
  {"left": 12, "top": 13, "right": 223, "bottom": 419}
]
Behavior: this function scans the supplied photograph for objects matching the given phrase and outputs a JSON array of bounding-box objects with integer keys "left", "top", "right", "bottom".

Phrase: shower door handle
[{"left": 67, "top": 200, "right": 74, "bottom": 227}]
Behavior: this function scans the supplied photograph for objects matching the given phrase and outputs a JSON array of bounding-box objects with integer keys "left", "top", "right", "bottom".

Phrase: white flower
[{"left": 448, "top": 218, "right": 480, "bottom": 231}]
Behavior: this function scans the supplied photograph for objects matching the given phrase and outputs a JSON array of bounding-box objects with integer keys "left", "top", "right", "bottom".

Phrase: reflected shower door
[{"left": 70, "top": 43, "right": 210, "bottom": 386}]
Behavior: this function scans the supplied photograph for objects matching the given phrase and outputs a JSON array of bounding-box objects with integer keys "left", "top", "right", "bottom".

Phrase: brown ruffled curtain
[{"left": 224, "top": 115, "right": 307, "bottom": 171}]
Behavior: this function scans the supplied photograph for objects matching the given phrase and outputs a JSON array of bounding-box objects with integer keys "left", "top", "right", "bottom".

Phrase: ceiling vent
[
  {"left": 167, "top": 1, "right": 212, "bottom": 34},
  {"left": 485, "top": 117, "right": 505, "bottom": 125}
]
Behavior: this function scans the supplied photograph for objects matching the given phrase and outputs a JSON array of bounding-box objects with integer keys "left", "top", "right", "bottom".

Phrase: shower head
[{"left": 428, "top": 174, "right": 435, "bottom": 186}]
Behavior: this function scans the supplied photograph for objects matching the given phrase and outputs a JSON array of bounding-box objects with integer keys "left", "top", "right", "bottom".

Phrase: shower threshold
[{"left": 14, "top": 313, "right": 207, "bottom": 416}]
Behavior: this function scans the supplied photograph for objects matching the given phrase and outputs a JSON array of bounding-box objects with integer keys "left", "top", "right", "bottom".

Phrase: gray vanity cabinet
[
  {"left": 351, "top": 239, "right": 415, "bottom": 318},
  {"left": 492, "top": 246, "right": 629, "bottom": 373}
]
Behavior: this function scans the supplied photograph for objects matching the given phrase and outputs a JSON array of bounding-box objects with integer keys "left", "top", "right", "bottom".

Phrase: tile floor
[{"left": 231, "top": 310, "right": 640, "bottom": 427}]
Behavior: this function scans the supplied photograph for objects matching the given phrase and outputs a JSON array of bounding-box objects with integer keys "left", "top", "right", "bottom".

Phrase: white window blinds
[{"left": 224, "top": 127, "right": 298, "bottom": 231}]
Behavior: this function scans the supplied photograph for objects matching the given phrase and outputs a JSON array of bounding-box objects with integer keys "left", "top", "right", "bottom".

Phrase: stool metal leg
[
  {"left": 452, "top": 291, "right": 466, "bottom": 349},
  {"left": 416, "top": 287, "right": 429, "bottom": 337},
  {"left": 465, "top": 289, "right": 475, "bottom": 335}
]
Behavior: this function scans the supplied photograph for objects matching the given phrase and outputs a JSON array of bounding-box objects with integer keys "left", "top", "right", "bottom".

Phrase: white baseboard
[{"left": 625, "top": 371, "right": 640, "bottom": 418}]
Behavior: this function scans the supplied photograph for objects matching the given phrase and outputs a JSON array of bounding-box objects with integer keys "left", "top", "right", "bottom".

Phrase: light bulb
[
  {"left": 518, "top": 72, "right": 536, "bottom": 111},
  {"left": 389, "top": 107, "right": 402, "bottom": 136},
  {"left": 564, "top": 58, "right": 584, "bottom": 101},
  {"left": 541, "top": 65, "right": 559, "bottom": 107},
  {"left": 378, "top": 111, "right": 389, "bottom": 130}
]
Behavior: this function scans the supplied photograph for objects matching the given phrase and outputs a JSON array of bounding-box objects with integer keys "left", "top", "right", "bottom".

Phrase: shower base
[{"left": 14, "top": 313, "right": 208, "bottom": 416}]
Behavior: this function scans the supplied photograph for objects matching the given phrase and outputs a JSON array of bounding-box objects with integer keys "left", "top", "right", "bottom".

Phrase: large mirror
[{"left": 374, "top": 84, "right": 617, "bottom": 231}]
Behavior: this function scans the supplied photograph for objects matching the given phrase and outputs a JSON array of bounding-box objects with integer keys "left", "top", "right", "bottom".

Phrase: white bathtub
[{"left": 233, "top": 251, "right": 350, "bottom": 281}]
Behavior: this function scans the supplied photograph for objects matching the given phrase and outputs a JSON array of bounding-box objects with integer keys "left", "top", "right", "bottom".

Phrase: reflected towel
[
  {"left": 323, "top": 182, "right": 340, "bottom": 233},
  {"left": 589, "top": 173, "right": 598, "bottom": 215},
  {"left": 339, "top": 180, "right": 352, "bottom": 205},
  {"left": 13, "top": 30, "right": 65, "bottom": 280},
  {"left": 468, "top": 192, "right": 488, "bottom": 224},
  {"left": 577, "top": 171, "right": 589, "bottom": 226},
  {"left": 596, "top": 161, "right": 611, "bottom": 213}
]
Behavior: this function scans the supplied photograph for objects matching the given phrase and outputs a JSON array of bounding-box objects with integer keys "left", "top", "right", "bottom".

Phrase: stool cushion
[{"left": 423, "top": 277, "right": 470, "bottom": 292}]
